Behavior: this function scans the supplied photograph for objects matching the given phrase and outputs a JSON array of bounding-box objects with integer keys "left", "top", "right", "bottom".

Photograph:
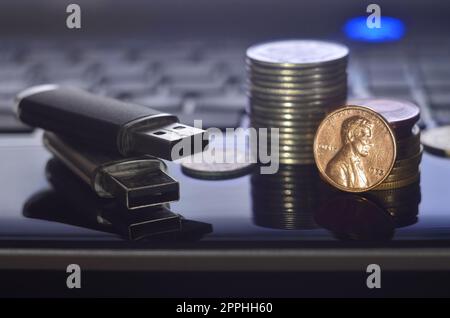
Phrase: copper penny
[{"left": 314, "top": 105, "right": 397, "bottom": 192}]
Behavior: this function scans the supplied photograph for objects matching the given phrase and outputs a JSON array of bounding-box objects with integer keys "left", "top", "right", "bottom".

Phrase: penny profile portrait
[
  {"left": 314, "top": 105, "right": 396, "bottom": 192},
  {"left": 325, "top": 116, "right": 374, "bottom": 188}
]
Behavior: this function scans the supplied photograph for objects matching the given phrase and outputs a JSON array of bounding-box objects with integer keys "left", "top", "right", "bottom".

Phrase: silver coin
[
  {"left": 246, "top": 63, "right": 347, "bottom": 77},
  {"left": 248, "top": 75, "right": 347, "bottom": 89},
  {"left": 249, "top": 71, "right": 346, "bottom": 82},
  {"left": 248, "top": 90, "right": 347, "bottom": 102},
  {"left": 249, "top": 131, "right": 316, "bottom": 142},
  {"left": 180, "top": 149, "right": 254, "bottom": 180},
  {"left": 250, "top": 115, "right": 323, "bottom": 127},
  {"left": 249, "top": 82, "right": 347, "bottom": 96},
  {"left": 250, "top": 124, "right": 319, "bottom": 134},
  {"left": 249, "top": 98, "right": 346, "bottom": 110},
  {"left": 249, "top": 109, "right": 326, "bottom": 120},
  {"left": 246, "top": 40, "right": 349, "bottom": 67}
]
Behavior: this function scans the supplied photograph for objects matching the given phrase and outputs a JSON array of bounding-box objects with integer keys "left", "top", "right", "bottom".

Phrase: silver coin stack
[{"left": 246, "top": 40, "right": 349, "bottom": 164}]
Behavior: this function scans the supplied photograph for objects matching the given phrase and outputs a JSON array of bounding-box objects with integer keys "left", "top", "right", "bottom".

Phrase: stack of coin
[
  {"left": 349, "top": 99, "right": 422, "bottom": 191},
  {"left": 251, "top": 165, "right": 320, "bottom": 229},
  {"left": 246, "top": 40, "right": 349, "bottom": 164}
]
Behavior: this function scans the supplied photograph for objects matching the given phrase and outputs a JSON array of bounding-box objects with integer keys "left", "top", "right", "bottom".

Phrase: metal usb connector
[{"left": 131, "top": 122, "right": 209, "bottom": 160}]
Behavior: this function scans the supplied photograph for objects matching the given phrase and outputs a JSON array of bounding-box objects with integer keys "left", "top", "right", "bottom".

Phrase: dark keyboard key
[
  {"left": 102, "top": 81, "right": 155, "bottom": 98},
  {"left": 0, "top": 64, "right": 31, "bottom": 80},
  {"left": 138, "top": 48, "right": 195, "bottom": 62},
  {"left": 0, "top": 98, "right": 14, "bottom": 111},
  {"left": 368, "top": 65, "right": 405, "bottom": 77},
  {"left": 369, "top": 86, "right": 412, "bottom": 98},
  {"left": 39, "top": 64, "right": 88, "bottom": 79},
  {"left": 0, "top": 110, "right": 33, "bottom": 133},
  {"left": 419, "top": 58, "right": 450, "bottom": 72},
  {"left": 219, "top": 58, "right": 246, "bottom": 78},
  {"left": 0, "top": 79, "right": 28, "bottom": 103},
  {"left": 433, "top": 110, "right": 450, "bottom": 125},
  {"left": 169, "top": 79, "right": 225, "bottom": 96},
  {"left": 202, "top": 48, "right": 244, "bottom": 61},
  {"left": 178, "top": 110, "right": 243, "bottom": 129},
  {"left": 195, "top": 94, "right": 246, "bottom": 111},
  {"left": 81, "top": 49, "right": 129, "bottom": 64},
  {"left": 98, "top": 62, "right": 151, "bottom": 80},
  {"left": 128, "top": 94, "right": 182, "bottom": 112},
  {"left": 24, "top": 51, "right": 73, "bottom": 66},
  {"left": 161, "top": 62, "right": 217, "bottom": 80},
  {"left": 422, "top": 71, "right": 450, "bottom": 88},
  {"left": 428, "top": 91, "right": 450, "bottom": 109},
  {"left": 367, "top": 67, "right": 407, "bottom": 87},
  {"left": 422, "top": 75, "right": 450, "bottom": 88},
  {"left": 368, "top": 78, "right": 408, "bottom": 89}
]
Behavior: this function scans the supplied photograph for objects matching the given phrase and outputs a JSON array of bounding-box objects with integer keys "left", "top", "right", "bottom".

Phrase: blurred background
[{"left": 1, "top": 0, "right": 450, "bottom": 134}]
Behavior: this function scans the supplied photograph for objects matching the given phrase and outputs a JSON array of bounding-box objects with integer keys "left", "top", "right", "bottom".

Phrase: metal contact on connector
[{"left": 132, "top": 122, "right": 209, "bottom": 161}]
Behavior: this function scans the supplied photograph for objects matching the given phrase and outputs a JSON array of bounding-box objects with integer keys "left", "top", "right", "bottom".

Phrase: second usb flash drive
[
  {"left": 16, "top": 85, "right": 208, "bottom": 160},
  {"left": 43, "top": 132, "right": 180, "bottom": 210}
]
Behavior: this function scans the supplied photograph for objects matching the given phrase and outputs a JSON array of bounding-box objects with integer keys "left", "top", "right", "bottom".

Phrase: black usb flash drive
[
  {"left": 15, "top": 85, "right": 208, "bottom": 160},
  {"left": 43, "top": 131, "right": 180, "bottom": 210}
]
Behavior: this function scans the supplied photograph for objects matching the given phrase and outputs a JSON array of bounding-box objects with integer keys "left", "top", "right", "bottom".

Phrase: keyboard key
[
  {"left": 128, "top": 94, "right": 182, "bottom": 112},
  {"left": 202, "top": 48, "right": 244, "bottom": 61},
  {"left": 104, "top": 82, "right": 156, "bottom": 99},
  {"left": 369, "top": 86, "right": 412, "bottom": 98},
  {"left": 368, "top": 78, "right": 408, "bottom": 89},
  {"left": 0, "top": 110, "right": 33, "bottom": 133},
  {"left": 160, "top": 62, "right": 217, "bottom": 80},
  {"left": 422, "top": 74, "right": 450, "bottom": 88},
  {"left": 0, "top": 63, "right": 31, "bottom": 80},
  {"left": 219, "top": 58, "right": 246, "bottom": 78},
  {"left": 419, "top": 57, "right": 450, "bottom": 72},
  {"left": 138, "top": 48, "right": 195, "bottom": 62},
  {"left": 367, "top": 67, "right": 406, "bottom": 86},
  {"left": 24, "top": 50, "right": 73, "bottom": 66},
  {"left": 433, "top": 110, "right": 450, "bottom": 125},
  {"left": 0, "top": 99, "right": 14, "bottom": 111},
  {"left": 39, "top": 64, "right": 88, "bottom": 79},
  {"left": 98, "top": 62, "right": 151, "bottom": 80},
  {"left": 0, "top": 79, "right": 28, "bottom": 104},
  {"left": 168, "top": 79, "right": 225, "bottom": 96},
  {"left": 178, "top": 110, "right": 243, "bottom": 129},
  {"left": 195, "top": 94, "right": 246, "bottom": 111},
  {"left": 81, "top": 49, "right": 130, "bottom": 63},
  {"left": 428, "top": 91, "right": 450, "bottom": 109}
]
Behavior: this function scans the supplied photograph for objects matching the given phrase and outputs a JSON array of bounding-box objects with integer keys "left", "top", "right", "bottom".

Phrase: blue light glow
[{"left": 344, "top": 16, "right": 405, "bottom": 42}]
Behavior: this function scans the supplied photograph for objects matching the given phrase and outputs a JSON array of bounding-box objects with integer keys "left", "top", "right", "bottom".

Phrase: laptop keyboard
[{"left": 0, "top": 40, "right": 448, "bottom": 134}]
